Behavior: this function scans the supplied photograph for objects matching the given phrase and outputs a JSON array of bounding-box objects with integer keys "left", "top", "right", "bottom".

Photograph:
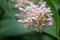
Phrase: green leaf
[
  {"left": 0, "top": 0, "right": 34, "bottom": 36},
  {"left": 0, "top": 0, "right": 59, "bottom": 39},
  {"left": 51, "top": 0, "right": 58, "bottom": 4},
  {"left": 43, "top": 0, "right": 59, "bottom": 38},
  {"left": 21, "top": 32, "right": 57, "bottom": 40},
  {"left": 56, "top": 4, "right": 60, "bottom": 10}
]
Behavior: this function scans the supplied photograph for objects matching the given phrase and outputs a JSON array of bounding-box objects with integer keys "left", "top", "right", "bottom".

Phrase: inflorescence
[{"left": 12, "top": 0, "right": 53, "bottom": 32}]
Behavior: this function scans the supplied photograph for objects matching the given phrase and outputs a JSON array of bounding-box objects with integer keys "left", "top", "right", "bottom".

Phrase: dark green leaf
[
  {"left": 0, "top": 0, "right": 59, "bottom": 39},
  {"left": 44, "top": 0, "right": 59, "bottom": 38},
  {"left": 0, "top": 0, "right": 34, "bottom": 36},
  {"left": 22, "top": 32, "right": 57, "bottom": 40}
]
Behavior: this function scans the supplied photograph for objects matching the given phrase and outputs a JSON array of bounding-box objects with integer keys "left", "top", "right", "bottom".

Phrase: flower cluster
[{"left": 14, "top": 0, "right": 53, "bottom": 32}]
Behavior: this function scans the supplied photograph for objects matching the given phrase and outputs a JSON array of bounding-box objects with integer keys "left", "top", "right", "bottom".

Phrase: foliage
[{"left": 0, "top": 0, "right": 59, "bottom": 40}]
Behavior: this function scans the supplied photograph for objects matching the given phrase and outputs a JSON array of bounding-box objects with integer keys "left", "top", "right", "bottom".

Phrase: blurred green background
[{"left": 0, "top": 0, "right": 59, "bottom": 40}]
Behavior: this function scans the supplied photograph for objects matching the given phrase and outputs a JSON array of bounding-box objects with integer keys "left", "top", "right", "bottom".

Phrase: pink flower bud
[
  {"left": 41, "top": 3, "right": 46, "bottom": 8},
  {"left": 27, "top": 12, "right": 31, "bottom": 15},
  {"left": 18, "top": 20, "right": 24, "bottom": 23},
  {"left": 50, "top": 13, "right": 53, "bottom": 16},
  {"left": 40, "top": 0, "right": 43, "bottom": 2},
  {"left": 15, "top": 4, "right": 18, "bottom": 8},
  {"left": 32, "top": 14, "right": 36, "bottom": 16},
  {"left": 32, "top": 17, "right": 36, "bottom": 21},
  {"left": 43, "top": 7, "right": 46, "bottom": 10},
  {"left": 48, "top": 22, "right": 53, "bottom": 26},
  {"left": 15, "top": 14, "right": 20, "bottom": 16},
  {"left": 45, "top": 9, "right": 51, "bottom": 12},
  {"left": 47, "top": 18, "right": 53, "bottom": 21},
  {"left": 29, "top": 2, "right": 34, "bottom": 6},
  {"left": 15, "top": 14, "right": 20, "bottom": 18},
  {"left": 39, "top": 11, "right": 42, "bottom": 15},
  {"left": 24, "top": 20, "right": 29, "bottom": 23},
  {"left": 30, "top": 5, "right": 36, "bottom": 9},
  {"left": 19, "top": 7, "right": 24, "bottom": 12}
]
